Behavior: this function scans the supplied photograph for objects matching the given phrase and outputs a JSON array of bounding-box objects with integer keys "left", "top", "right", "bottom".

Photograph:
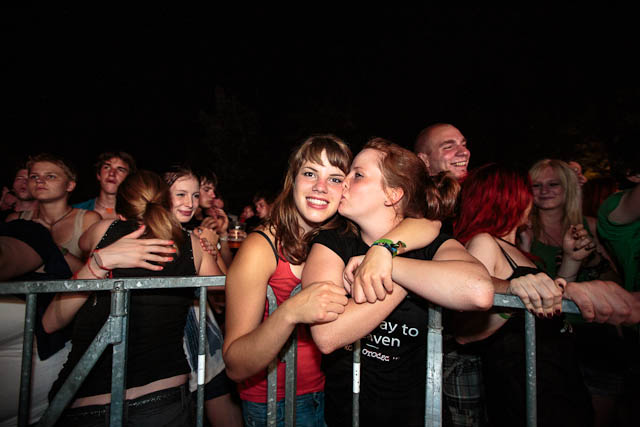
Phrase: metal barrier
[
  {"left": 1, "top": 277, "right": 580, "bottom": 427},
  {"left": 0, "top": 276, "right": 225, "bottom": 427}
]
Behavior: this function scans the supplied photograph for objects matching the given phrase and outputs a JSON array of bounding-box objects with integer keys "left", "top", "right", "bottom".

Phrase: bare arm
[
  {"left": 192, "top": 230, "right": 224, "bottom": 277},
  {"left": 0, "top": 236, "right": 43, "bottom": 280},
  {"left": 61, "top": 210, "right": 103, "bottom": 272},
  {"left": 342, "top": 218, "right": 442, "bottom": 300},
  {"left": 389, "top": 239, "right": 494, "bottom": 310},
  {"left": 564, "top": 280, "right": 640, "bottom": 325},
  {"left": 42, "top": 224, "right": 176, "bottom": 333},
  {"left": 455, "top": 234, "right": 563, "bottom": 344},
  {"left": 303, "top": 243, "right": 407, "bottom": 354},
  {"left": 609, "top": 182, "right": 640, "bottom": 224},
  {"left": 222, "top": 232, "right": 347, "bottom": 381},
  {"left": 382, "top": 217, "right": 441, "bottom": 253}
]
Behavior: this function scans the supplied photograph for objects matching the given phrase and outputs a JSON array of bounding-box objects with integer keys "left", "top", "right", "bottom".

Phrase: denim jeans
[
  {"left": 55, "top": 383, "right": 193, "bottom": 426},
  {"left": 242, "top": 391, "right": 325, "bottom": 427}
]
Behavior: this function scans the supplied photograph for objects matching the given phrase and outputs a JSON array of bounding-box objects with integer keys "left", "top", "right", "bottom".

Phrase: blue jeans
[{"left": 242, "top": 391, "right": 325, "bottom": 427}]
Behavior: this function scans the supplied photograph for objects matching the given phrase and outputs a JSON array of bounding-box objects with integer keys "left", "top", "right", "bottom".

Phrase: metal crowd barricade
[
  {"left": 0, "top": 275, "right": 225, "bottom": 427},
  {"left": 349, "top": 295, "right": 580, "bottom": 427},
  {"left": 2, "top": 277, "right": 581, "bottom": 427},
  {"left": 264, "top": 284, "right": 302, "bottom": 427}
]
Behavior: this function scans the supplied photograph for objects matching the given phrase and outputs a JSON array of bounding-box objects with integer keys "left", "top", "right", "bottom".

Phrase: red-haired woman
[
  {"left": 453, "top": 163, "right": 593, "bottom": 427},
  {"left": 303, "top": 139, "right": 494, "bottom": 426}
]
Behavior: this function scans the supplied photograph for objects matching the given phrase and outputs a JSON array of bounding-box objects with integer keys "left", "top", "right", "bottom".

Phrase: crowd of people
[{"left": 0, "top": 124, "right": 638, "bottom": 427}]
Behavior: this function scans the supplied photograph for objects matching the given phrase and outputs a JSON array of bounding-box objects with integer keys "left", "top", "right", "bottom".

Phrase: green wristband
[{"left": 371, "top": 239, "right": 406, "bottom": 257}]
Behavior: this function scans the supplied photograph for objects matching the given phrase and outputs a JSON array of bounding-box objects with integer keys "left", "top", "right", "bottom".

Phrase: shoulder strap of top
[
  {"left": 494, "top": 238, "right": 519, "bottom": 271},
  {"left": 253, "top": 230, "right": 279, "bottom": 264}
]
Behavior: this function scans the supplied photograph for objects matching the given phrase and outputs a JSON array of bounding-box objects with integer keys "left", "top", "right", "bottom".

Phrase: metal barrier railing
[
  {"left": 1, "top": 278, "right": 580, "bottom": 427},
  {"left": 0, "top": 276, "right": 225, "bottom": 427}
]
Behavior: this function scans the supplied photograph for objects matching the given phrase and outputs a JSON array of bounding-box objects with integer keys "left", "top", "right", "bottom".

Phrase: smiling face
[
  {"left": 419, "top": 124, "right": 470, "bottom": 179},
  {"left": 339, "top": 149, "right": 389, "bottom": 223},
  {"left": 531, "top": 166, "right": 565, "bottom": 210},
  {"left": 28, "top": 161, "right": 76, "bottom": 203},
  {"left": 170, "top": 175, "right": 200, "bottom": 223},
  {"left": 13, "top": 168, "right": 32, "bottom": 201},
  {"left": 293, "top": 150, "right": 346, "bottom": 232},
  {"left": 97, "top": 157, "right": 130, "bottom": 195}
]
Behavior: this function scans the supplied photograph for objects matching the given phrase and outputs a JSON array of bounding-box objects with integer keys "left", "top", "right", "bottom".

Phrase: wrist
[
  {"left": 279, "top": 298, "right": 300, "bottom": 326},
  {"left": 371, "top": 239, "right": 406, "bottom": 257},
  {"left": 87, "top": 257, "right": 108, "bottom": 279},
  {"left": 91, "top": 250, "right": 113, "bottom": 272}
]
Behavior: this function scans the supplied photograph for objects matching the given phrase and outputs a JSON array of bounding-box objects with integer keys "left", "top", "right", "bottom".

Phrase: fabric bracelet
[
  {"left": 86, "top": 258, "right": 104, "bottom": 279},
  {"left": 371, "top": 238, "right": 406, "bottom": 257}
]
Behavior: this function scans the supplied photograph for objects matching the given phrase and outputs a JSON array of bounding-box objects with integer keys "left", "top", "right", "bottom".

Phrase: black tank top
[
  {"left": 50, "top": 220, "right": 195, "bottom": 399},
  {"left": 495, "top": 241, "right": 541, "bottom": 280}
]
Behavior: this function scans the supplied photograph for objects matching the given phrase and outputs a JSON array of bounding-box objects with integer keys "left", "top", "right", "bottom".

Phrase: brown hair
[
  {"left": 117, "top": 170, "right": 184, "bottom": 251},
  {"left": 27, "top": 153, "right": 78, "bottom": 182},
  {"left": 364, "top": 138, "right": 444, "bottom": 220},
  {"left": 95, "top": 151, "right": 137, "bottom": 175},
  {"left": 163, "top": 165, "right": 199, "bottom": 188},
  {"left": 268, "top": 134, "right": 353, "bottom": 265},
  {"left": 431, "top": 171, "right": 461, "bottom": 219}
]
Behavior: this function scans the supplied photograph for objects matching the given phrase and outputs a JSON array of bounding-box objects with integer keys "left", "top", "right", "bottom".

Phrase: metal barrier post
[
  {"left": 524, "top": 310, "right": 536, "bottom": 427},
  {"left": 283, "top": 284, "right": 302, "bottom": 427},
  {"left": 352, "top": 339, "right": 361, "bottom": 427},
  {"left": 196, "top": 287, "right": 207, "bottom": 427},
  {"left": 109, "top": 281, "right": 130, "bottom": 427},
  {"left": 38, "top": 319, "right": 113, "bottom": 426},
  {"left": 18, "top": 293, "right": 37, "bottom": 427},
  {"left": 425, "top": 304, "right": 443, "bottom": 427},
  {"left": 265, "top": 286, "right": 279, "bottom": 427}
]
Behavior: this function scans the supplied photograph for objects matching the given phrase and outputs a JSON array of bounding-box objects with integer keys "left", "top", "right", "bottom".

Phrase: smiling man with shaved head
[{"left": 414, "top": 123, "right": 471, "bottom": 180}]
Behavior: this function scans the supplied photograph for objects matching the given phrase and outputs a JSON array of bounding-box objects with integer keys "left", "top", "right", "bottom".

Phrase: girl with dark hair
[
  {"left": 43, "top": 170, "right": 221, "bottom": 426},
  {"left": 222, "top": 135, "right": 353, "bottom": 426},
  {"left": 302, "top": 138, "right": 494, "bottom": 426},
  {"left": 453, "top": 163, "right": 593, "bottom": 427}
]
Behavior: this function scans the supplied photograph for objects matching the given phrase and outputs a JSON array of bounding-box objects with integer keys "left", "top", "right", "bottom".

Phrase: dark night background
[{"left": 4, "top": 6, "right": 639, "bottom": 214}]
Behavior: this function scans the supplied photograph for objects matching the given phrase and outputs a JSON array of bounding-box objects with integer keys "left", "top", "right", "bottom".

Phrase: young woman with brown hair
[{"left": 302, "top": 138, "right": 494, "bottom": 426}]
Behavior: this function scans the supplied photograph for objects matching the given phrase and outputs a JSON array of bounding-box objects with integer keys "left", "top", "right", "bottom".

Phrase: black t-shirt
[
  {"left": 313, "top": 228, "right": 450, "bottom": 427},
  {"left": 50, "top": 220, "right": 196, "bottom": 399},
  {"left": 1, "top": 220, "right": 73, "bottom": 360}
]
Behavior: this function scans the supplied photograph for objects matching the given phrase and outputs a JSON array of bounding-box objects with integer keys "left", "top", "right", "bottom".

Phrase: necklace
[
  {"left": 42, "top": 207, "right": 74, "bottom": 228},
  {"left": 95, "top": 199, "right": 115, "bottom": 214}
]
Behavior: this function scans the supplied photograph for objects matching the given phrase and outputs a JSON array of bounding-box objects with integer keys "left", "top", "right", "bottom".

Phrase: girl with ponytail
[{"left": 44, "top": 170, "right": 220, "bottom": 426}]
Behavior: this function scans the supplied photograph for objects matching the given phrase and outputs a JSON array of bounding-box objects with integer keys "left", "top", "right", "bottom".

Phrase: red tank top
[{"left": 238, "top": 254, "right": 325, "bottom": 402}]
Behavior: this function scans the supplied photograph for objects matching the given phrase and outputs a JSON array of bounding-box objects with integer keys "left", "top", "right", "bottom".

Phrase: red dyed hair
[{"left": 454, "top": 163, "right": 533, "bottom": 244}]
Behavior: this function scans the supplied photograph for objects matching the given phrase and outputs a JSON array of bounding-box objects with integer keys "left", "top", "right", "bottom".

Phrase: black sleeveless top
[
  {"left": 50, "top": 220, "right": 196, "bottom": 399},
  {"left": 496, "top": 241, "right": 541, "bottom": 280},
  {"left": 479, "top": 238, "right": 592, "bottom": 427}
]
